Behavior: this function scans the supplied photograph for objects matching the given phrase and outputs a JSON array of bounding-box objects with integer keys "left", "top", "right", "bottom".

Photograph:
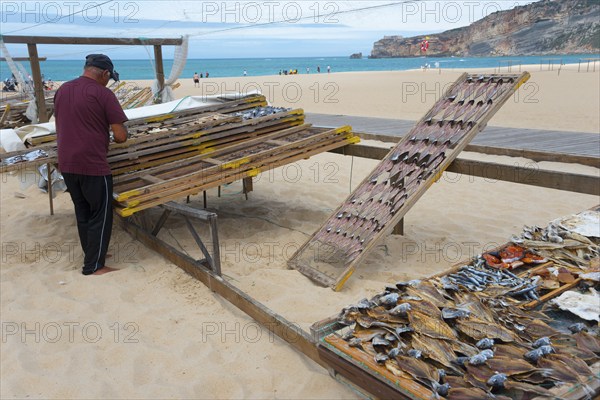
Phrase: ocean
[{"left": 1, "top": 54, "right": 598, "bottom": 82}]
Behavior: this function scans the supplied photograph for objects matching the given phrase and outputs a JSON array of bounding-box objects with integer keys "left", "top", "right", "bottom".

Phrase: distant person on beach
[
  {"left": 317, "top": 66, "right": 321, "bottom": 73},
  {"left": 200, "top": 72, "right": 203, "bottom": 78},
  {"left": 306, "top": 67, "right": 310, "bottom": 74},
  {"left": 327, "top": 65, "right": 331, "bottom": 73},
  {"left": 206, "top": 71, "right": 209, "bottom": 78},
  {"left": 54, "top": 54, "right": 128, "bottom": 276},
  {"left": 193, "top": 72, "right": 200, "bottom": 87},
  {"left": 243, "top": 70, "right": 247, "bottom": 76}
]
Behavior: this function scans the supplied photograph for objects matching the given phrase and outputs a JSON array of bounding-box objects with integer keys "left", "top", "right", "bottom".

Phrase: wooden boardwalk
[{"left": 307, "top": 113, "right": 600, "bottom": 158}]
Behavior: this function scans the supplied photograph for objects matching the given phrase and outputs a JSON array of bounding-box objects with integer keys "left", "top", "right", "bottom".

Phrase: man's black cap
[{"left": 85, "top": 54, "right": 120, "bottom": 81}]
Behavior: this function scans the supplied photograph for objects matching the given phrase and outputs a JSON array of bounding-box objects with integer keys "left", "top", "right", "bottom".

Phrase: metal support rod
[
  {"left": 46, "top": 163, "right": 54, "bottom": 215},
  {"left": 151, "top": 209, "right": 171, "bottom": 236},
  {"left": 209, "top": 216, "right": 221, "bottom": 275},
  {"left": 184, "top": 216, "right": 216, "bottom": 274}
]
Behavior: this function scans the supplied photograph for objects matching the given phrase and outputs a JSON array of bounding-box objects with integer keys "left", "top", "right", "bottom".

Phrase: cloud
[{"left": 1, "top": 1, "right": 539, "bottom": 58}]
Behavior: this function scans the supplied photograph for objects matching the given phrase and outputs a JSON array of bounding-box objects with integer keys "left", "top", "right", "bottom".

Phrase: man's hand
[{"left": 111, "top": 123, "right": 128, "bottom": 143}]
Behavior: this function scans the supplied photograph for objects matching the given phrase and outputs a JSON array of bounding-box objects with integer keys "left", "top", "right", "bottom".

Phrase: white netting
[
  {"left": 151, "top": 35, "right": 189, "bottom": 103},
  {"left": 0, "top": 40, "right": 38, "bottom": 123}
]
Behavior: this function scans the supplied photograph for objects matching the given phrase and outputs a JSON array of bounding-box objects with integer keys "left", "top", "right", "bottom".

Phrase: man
[{"left": 54, "top": 54, "right": 128, "bottom": 275}]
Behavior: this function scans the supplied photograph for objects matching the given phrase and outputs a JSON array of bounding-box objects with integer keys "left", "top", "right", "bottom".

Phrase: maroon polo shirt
[{"left": 55, "top": 76, "right": 128, "bottom": 176}]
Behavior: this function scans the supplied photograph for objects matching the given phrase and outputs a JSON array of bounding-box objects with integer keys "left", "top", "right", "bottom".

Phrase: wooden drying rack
[{"left": 289, "top": 72, "right": 532, "bottom": 291}]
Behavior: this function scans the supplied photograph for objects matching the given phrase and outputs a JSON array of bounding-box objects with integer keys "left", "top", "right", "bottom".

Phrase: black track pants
[{"left": 63, "top": 173, "right": 113, "bottom": 275}]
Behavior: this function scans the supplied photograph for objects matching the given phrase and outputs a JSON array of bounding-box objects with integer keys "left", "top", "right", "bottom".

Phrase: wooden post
[
  {"left": 153, "top": 45, "right": 164, "bottom": 104},
  {"left": 27, "top": 43, "right": 48, "bottom": 123},
  {"left": 242, "top": 177, "right": 253, "bottom": 200},
  {"left": 392, "top": 218, "right": 404, "bottom": 235}
]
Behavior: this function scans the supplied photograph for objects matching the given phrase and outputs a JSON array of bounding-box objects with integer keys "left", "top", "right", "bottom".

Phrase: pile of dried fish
[
  {"left": 336, "top": 279, "right": 600, "bottom": 399},
  {"left": 511, "top": 220, "right": 600, "bottom": 270},
  {"left": 235, "top": 106, "right": 290, "bottom": 120},
  {"left": 441, "top": 262, "right": 544, "bottom": 300},
  {"left": 3, "top": 149, "right": 48, "bottom": 166}
]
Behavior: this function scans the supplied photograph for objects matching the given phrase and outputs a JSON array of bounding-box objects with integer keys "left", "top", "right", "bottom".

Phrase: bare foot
[{"left": 92, "top": 266, "right": 119, "bottom": 275}]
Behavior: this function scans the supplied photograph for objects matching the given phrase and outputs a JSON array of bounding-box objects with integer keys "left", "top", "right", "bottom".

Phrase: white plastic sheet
[{"left": 0, "top": 92, "right": 262, "bottom": 152}]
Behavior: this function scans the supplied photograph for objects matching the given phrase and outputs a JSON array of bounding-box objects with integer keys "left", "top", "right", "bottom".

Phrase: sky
[{"left": 1, "top": 0, "right": 539, "bottom": 59}]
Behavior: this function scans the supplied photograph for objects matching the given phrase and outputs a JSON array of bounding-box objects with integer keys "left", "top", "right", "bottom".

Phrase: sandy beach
[{"left": 1, "top": 67, "right": 599, "bottom": 399}]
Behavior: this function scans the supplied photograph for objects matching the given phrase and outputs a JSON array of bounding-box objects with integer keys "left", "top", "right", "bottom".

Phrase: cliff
[{"left": 371, "top": 0, "right": 600, "bottom": 58}]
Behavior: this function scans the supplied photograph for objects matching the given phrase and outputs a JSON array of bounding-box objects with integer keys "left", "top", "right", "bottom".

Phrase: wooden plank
[
  {"left": 321, "top": 335, "right": 435, "bottom": 399},
  {"left": 0, "top": 57, "right": 47, "bottom": 61},
  {"left": 462, "top": 144, "right": 599, "bottom": 168},
  {"left": 117, "top": 216, "right": 325, "bottom": 368},
  {"left": 328, "top": 144, "right": 600, "bottom": 196},
  {"left": 521, "top": 278, "right": 582, "bottom": 310},
  {"left": 308, "top": 113, "right": 600, "bottom": 163},
  {"left": 1, "top": 35, "right": 183, "bottom": 46}
]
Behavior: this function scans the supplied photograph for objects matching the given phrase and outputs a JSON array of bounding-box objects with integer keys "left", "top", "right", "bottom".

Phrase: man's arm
[{"left": 111, "top": 123, "right": 128, "bottom": 143}]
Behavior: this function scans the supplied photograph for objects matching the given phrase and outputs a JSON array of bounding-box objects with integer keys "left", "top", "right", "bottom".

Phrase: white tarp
[
  {"left": 0, "top": 92, "right": 262, "bottom": 152},
  {"left": 553, "top": 210, "right": 600, "bottom": 238}
]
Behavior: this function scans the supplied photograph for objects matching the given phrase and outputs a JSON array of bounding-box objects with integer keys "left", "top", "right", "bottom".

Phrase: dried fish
[
  {"left": 547, "top": 353, "right": 594, "bottom": 376},
  {"left": 486, "top": 372, "right": 507, "bottom": 389},
  {"left": 387, "top": 347, "right": 402, "bottom": 358},
  {"left": 442, "top": 307, "right": 471, "bottom": 319},
  {"left": 524, "top": 319, "right": 560, "bottom": 339},
  {"left": 568, "top": 322, "right": 588, "bottom": 333},
  {"left": 389, "top": 303, "right": 411, "bottom": 316},
  {"left": 503, "top": 380, "right": 553, "bottom": 397},
  {"left": 408, "top": 311, "right": 457, "bottom": 340},
  {"left": 374, "top": 353, "right": 389, "bottom": 364},
  {"left": 434, "top": 382, "right": 451, "bottom": 397},
  {"left": 493, "top": 344, "right": 525, "bottom": 359},
  {"left": 532, "top": 337, "right": 551, "bottom": 348},
  {"left": 455, "top": 317, "right": 517, "bottom": 342},
  {"left": 402, "top": 298, "right": 442, "bottom": 318},
  {"left": 410, "top": 334, "right": 459, "bottom": 372},
  {"left": 451, "top": 340, "right": 479, "bottom": 357},
  {"left": 475, "top": 338, "right": 494, "bottom": 350},
  {"left": 537, "top": 345, "right": 555, "bottom": 355},
  {"left": 446, "top": 387, "right": 492, "bottom": 400},
  {"left": 468, "top": 353, "right": 488, "bottom": 366},
  {"left": 523, "top": 348, "right": 545, "bottom": 363},
  {"left": 554, "top": 344, "right": 597, "bottom": 361},
  {"left": 574, "top": 331, "right": 600, "bottom": 354},
  {"left": 384, "top": 359, "right": 410, "bottom": 378},
  {"left": 485, "top": 356, "right": 541, "bottom": 376},
  {"left": 394, "top": 355, "right": 441, "bottom": 390},
  {"left": 537, "top": 357, "right": 581, "bottom": 383},
  {"left": 372, "top": 335, "right": 391, "bottom": 347},
  {"left": 407, "top": 349, "right": 422, "bottom": 359}
]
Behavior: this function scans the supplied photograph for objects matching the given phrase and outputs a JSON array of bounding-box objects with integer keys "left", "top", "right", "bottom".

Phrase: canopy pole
[
  {"left": 27, "top": 43, "right": 48, "bottom": 123},
  {"left": 153, "top": 45, "right": 164, "bottom": 103}
]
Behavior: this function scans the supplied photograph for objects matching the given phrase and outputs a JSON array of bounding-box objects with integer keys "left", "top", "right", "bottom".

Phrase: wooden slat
[{"left": 1, "top": 35, "right": 183, "bottom": 45}]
